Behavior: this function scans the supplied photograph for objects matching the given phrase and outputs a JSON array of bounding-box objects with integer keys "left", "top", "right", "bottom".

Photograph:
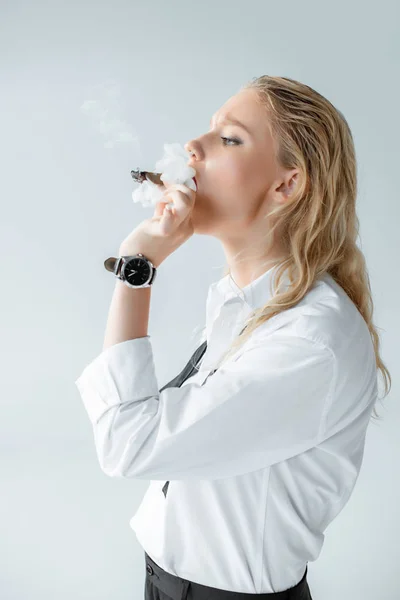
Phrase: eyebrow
[{"left": 209, "top": 114, "right": 252, "bottom": 136}]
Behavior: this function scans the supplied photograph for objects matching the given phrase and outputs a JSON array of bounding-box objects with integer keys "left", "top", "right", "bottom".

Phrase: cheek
[
  {"left": 209, "top": 161, "right": 249, "bottom": 201},
  {"left": 195, "top": 157, "right": 259, "bottom": 215}
]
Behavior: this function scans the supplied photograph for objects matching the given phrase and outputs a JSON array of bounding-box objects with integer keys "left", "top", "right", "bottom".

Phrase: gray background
[{"left": 1, "top": 0, "right": 398, "bottom": 598}]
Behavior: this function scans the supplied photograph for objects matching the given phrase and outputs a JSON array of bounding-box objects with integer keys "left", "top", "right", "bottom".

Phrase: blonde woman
[{"left": 76, "top": 75, "right": 391, "bottom": 600}]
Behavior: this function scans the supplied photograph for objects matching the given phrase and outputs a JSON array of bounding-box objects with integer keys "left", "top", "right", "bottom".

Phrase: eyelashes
[{"left": 221, "top": 137, "right": 242, "bottom": 146}]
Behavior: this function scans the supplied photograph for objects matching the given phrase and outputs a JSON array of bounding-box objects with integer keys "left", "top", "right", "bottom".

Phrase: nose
[
  {"left": 185, "top": 140, "right": 199, "bottom": 160},
  {"left": 185, "top": 141, "right": 193, "bottom": 156}
]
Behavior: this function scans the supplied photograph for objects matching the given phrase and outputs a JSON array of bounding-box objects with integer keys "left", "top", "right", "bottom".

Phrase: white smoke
[
  {"left": 80, "top": 79, "right": 140, "bottom": 151},
  {"left": 80, "top": 80, "right": 196, "bottom": 208}
]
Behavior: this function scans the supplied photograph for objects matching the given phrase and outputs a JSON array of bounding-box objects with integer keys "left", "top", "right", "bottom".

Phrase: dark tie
[
  {"left": 158, "top": 325, "right": 246, "bottom": 497},
  {"left": 158, "top": 339, "right": 210, "bottom": 498}
]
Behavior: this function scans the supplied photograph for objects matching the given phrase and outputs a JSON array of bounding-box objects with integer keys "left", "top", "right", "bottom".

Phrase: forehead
[{"left": 212, "top": 89, "right": 271, "bottom": 142}]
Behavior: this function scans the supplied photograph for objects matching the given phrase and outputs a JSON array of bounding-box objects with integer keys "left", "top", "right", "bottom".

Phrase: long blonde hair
[{"left": 196, "top": 75, "right": 391, "bottom": 422}]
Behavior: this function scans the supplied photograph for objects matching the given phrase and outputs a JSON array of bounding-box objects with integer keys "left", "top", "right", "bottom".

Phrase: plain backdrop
[{"left": 1, "top": 0, "right": 399, "bottom": 598}]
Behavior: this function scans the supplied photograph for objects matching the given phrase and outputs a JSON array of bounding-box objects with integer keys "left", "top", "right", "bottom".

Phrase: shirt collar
[
  {"left": 206, "top": 263, "right": 290, "bottom": 338},
  {"left": 209, "top": 263, "right": 286, "bottom": 310}
]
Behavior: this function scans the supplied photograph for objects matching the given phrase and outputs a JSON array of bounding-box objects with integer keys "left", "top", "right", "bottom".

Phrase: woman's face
[{"left": 185, "top": 88, "right": 283, "bottom": 238}]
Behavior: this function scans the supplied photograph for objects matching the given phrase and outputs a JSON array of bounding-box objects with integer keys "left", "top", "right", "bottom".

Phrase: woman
[{"left": 75, "top": 75, "right": 391, "bottom": 599}]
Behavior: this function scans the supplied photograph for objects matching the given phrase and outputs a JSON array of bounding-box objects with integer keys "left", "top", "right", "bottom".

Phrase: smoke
[
  {"left": 79, "top": 79, "right": 195, "bottom": 209},
  {"left": 80, "top": 79, "right": 140, "bottom": 152}
]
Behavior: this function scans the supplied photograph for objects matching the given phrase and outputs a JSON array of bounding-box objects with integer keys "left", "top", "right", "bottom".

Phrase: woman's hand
[{"left": 119, "top": 181, "right": 196, "bottom": 268}]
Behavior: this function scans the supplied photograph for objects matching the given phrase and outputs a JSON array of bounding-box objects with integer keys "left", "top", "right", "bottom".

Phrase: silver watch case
[{"left": 105, "top": 254, "right": 157, "bottom": 288}]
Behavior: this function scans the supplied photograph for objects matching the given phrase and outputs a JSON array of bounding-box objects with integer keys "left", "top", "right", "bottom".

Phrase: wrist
[
  {"left": 118, "top": 246, "right": 134, "bottom": 257},
  {"left": 118, "top": 248, "right": 164, "bottom": 269}
]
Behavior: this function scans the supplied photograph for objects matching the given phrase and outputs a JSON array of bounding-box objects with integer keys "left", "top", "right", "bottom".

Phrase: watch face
[{"left": 123, "top": 257, "right": 151, "bottom": 286}]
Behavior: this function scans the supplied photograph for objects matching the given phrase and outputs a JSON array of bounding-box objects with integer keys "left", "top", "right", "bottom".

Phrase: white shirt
[{"left": 75, "top": 265, "right": 378, "bottom": 594}]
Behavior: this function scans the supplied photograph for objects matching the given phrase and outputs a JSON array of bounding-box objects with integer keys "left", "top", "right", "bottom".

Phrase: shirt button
[{"left": 146, "top": 564, "right": 153, "bottom": 575}]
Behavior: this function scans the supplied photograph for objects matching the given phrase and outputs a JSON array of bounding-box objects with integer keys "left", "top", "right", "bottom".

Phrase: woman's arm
[
  {"left": 75, "top": 331, "right": 336, "bottom": 480},
  {"left": 102, "top": 280, "right": 151, "bottom": 351}
]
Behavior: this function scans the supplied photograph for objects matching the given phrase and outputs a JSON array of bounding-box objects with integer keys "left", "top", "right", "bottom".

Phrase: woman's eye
[{"left": 221, "top": 136, "right": 241, "bottom": 146}]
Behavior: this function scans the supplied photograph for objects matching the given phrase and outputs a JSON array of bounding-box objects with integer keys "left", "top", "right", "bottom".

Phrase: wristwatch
[{"left": 104, "top": 253, "right": 157, "bottom": 288}]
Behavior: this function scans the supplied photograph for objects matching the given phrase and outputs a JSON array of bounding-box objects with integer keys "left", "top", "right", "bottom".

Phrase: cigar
[{"left": 130, "top": 168, "right": 163, "bottom": 186}]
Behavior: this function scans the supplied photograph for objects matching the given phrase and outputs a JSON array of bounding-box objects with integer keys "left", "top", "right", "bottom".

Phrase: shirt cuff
[{"left": 75, "top": 336, "right": 159, "bottom": 425}]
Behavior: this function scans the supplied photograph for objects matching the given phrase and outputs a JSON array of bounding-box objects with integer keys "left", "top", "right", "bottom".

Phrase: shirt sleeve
[{"left": 75, "top": 333, "right": 335, "bottom": 480}]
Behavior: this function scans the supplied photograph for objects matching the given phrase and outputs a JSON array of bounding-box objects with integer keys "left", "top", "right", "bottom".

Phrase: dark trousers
[{"left": 144, "top": 551, "right": 313, "bottom": 600}]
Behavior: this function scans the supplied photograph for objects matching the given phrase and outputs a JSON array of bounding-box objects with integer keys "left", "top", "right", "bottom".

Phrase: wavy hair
[{"left": 192, "top": 75, "right": 390, "bottom": 422}]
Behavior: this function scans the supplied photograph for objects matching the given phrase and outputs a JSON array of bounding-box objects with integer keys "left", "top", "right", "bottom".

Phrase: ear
[{"left": 275, "top": 169, "right": 300, "bottom": 202}]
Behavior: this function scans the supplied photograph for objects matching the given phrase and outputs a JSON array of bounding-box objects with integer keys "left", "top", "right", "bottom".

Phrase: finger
[
  {"left": 153, "top": 183, "right": 176, "bottom": 218},
  {"left": 164, "top": 188, "right": 195, "bottom": 220},
  {"left": 161, "top": 182, "right": 196, "bottom": 205},
  {"left": 170, "top": 183, "right": 196, "bottom": 203},
  {"left": 159, "top": 203, "right": 175, "bottom": 235},
  {"left": 154, "top": 199, "right": 169, "bottom": 218},
  {"left": 160, "top": 192, "right": 188, "bottom": 225}
]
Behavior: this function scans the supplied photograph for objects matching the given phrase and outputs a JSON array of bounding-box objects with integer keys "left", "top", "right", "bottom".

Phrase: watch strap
[{"left": 104, "top": 256, "right": 123, "bottom": 278}]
